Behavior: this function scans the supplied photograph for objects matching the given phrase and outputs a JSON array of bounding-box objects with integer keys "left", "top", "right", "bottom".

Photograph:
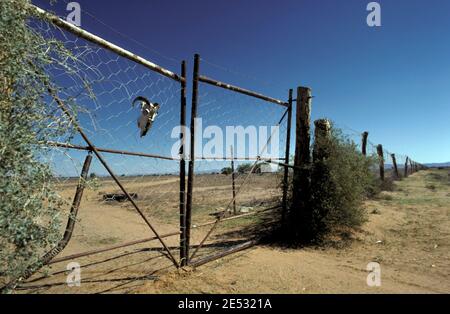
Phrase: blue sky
[{"left": 33, "top": 0, "right": 450, "bottom": 169}]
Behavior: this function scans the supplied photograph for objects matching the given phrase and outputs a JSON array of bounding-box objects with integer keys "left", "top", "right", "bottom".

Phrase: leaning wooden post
[
  {"left": 391, "top": 154, "right": 399, "bottom": 179},
  {"left": 377, "top": 144, "right": 385, "bottom": 181},
  {"left": 230, "top": 146, "right": 237, "bottom": 215},
  {"left": 309, "top": 119, "right": 332, "bottom": 240},
  {"left": 281, "top": 89, "right": 293, "bottom": 226},
  {"left": 362, "top": 132, "right": 369, "bottom": 156},
  {"left": 185, "top": 54, "right": 200, "bottom": 265},
  {"left": 313, "top": 120, "right": 332, "bottom": 161},
  {"left": 404, "top": 157, "right": 409, "bottom": 178},
  {"left": 291, "top": 87, "right": 312, "bottom": 241}
]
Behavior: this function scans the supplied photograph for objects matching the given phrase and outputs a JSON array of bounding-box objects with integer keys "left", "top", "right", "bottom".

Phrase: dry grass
[
  {"left": 136, "top": 169, "right": 450, "bottom": 294},
  {"left": 15, "top": 169, "right": 450, "bottom": 294}
]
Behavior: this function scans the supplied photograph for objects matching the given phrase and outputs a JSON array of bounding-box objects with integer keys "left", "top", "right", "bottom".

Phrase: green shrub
[
  {"left": 221, "top": 167, "right": 233, "bottom": 175},
  {"left": 237, "top": 163, "right": 261, "bottom": 174},
  {"left": 308, "top": 126, "right": 377, "bottom": 242},
  {"left": 1, "top": 0, "right": 78, "bottom": 289},
  {"left": 379, "top": 177, "right": 395, "bottom": 192}
]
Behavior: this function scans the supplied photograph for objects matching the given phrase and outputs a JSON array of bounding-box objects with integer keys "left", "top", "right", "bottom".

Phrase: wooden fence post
[
  {"left": 314, "top": 119, "right": 332, "bottom": 161},
  {"left": 377, "top": 144, "right": 385, "bottom": 181},
  {"left": 291, "top": 87, "right": 312, "bottom": 240},
  {"left": 362, "top": 132, "right": 369, "bottom": 156},
  {"left": 230, "top": 146, "right": 237, "bottom": 215},
  {"left": 404, "top": 156, "right": 409, "bottom": 178},
  {"left": 391, "top": 154, "right": 399, "bottom": 179}
]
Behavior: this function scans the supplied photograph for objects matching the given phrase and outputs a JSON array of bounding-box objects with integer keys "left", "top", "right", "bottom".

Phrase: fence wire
[
  {"left": 14, "top": 7, "right": 424, "bottom": 290},
  {"left": 188, "top": 61, "right": 289, "bottom": 261},
  {"left": 336, "top": 123, "right": 415, "bottom": 180},
  {"left": 23, "top": 14, "right": 184, "bottom": 288}
]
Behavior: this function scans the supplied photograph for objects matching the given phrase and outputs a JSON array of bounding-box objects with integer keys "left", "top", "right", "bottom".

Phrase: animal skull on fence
[{"left": 132, "top": 96, "right": 160, "bottom": 137}]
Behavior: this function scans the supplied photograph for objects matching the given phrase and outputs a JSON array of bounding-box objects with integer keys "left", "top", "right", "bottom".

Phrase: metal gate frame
[
  {"left": 20, "top": 5, "right": 188, "bottom": 283},
  {"left": 183, "top": 54, "right": 294, "bottom": 266}
]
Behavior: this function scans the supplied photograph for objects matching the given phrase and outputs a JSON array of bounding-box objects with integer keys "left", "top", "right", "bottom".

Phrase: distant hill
[{"left": 425, "top": 162, "right": 450, "bottom": 168}]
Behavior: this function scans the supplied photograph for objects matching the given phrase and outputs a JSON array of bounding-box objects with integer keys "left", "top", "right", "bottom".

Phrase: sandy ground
[
  {"left": 15, "top": 173, "right": 281, "bottom": 293},
  {"left": 137, "top": 169, "right": 449, "bottom": 294},
  {"left": 15, "top": 169, "right": 450, "bottom": 294}
]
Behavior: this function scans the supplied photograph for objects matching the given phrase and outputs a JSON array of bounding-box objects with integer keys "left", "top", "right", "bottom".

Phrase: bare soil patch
[{"left": 16, "top": 170, "right": 449, "bottom": 294}]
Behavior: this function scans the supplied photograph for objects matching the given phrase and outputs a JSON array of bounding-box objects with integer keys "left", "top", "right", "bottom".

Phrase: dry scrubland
[{"left": 17, "top": 169, "right": 450, "bottom": 294}]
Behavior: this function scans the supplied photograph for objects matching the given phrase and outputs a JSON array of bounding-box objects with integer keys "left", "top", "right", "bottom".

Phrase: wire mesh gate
[
  {"left": 4, "top": 4, "right": 426, "bottom": 293},
  {"left": 182, "top": 55, "right": 292, "bottom": 267},
  {"left": 19, "top": 5, "right": 294, "bottom": 288},
  {"left": 22, "top": 5, "right": 188, "bottom": 285}
]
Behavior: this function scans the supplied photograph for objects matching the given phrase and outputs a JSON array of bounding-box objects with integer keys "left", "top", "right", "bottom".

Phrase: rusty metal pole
[
  {"left": 179, "top": 61, "right": 188, "bottom": 266},
  {"left": 391, "top": 154, "right": 399, "bottom": 179},
  {"left": 16, "top": 152, "right": 92, "bottom": 284},
  {"left": 48, "top": 231, "right": 180, "bottom": 265},
  {"left": 231, "top": 146, "right": 237, "bottom": 215},
  {"left": 185, "top": 54, "right": 200, "bottom": 265},
  {"left": 362, "top": 132, "right": 369, "bottom": 156},
  {"left": 31, "top": 5, "right": 184, "bottom": 83},
  {"left": 377, "top": 145, "right": 385, "bottom": 181},
  {"left": 50, "top": 92, "right": 179, "bottom": 268},
  {"left": 198, "top": 76, "right": 288, "bottom": 107},
  {"left": 190, "top": 240, "right": 259, "bottom": 268},
  {"left": 47, "top": 142, "right": 178, "bottom": 161},
  {"left": 282, "top": 89, "right": 293, "bottom": 227},
  {"left": 43, "top": 152, "right": 92, "bottom": 262}
]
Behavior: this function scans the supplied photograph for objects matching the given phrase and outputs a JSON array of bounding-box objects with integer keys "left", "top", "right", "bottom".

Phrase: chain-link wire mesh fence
[
  {"left": 185, "top": 57, "right": 290, "bottom": 265},
  {"left": 5, "top": 3, "right": 427, "bottom": 293},
  {"left": 17, "top": 7, "right": 186, "bottom": 292}
]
